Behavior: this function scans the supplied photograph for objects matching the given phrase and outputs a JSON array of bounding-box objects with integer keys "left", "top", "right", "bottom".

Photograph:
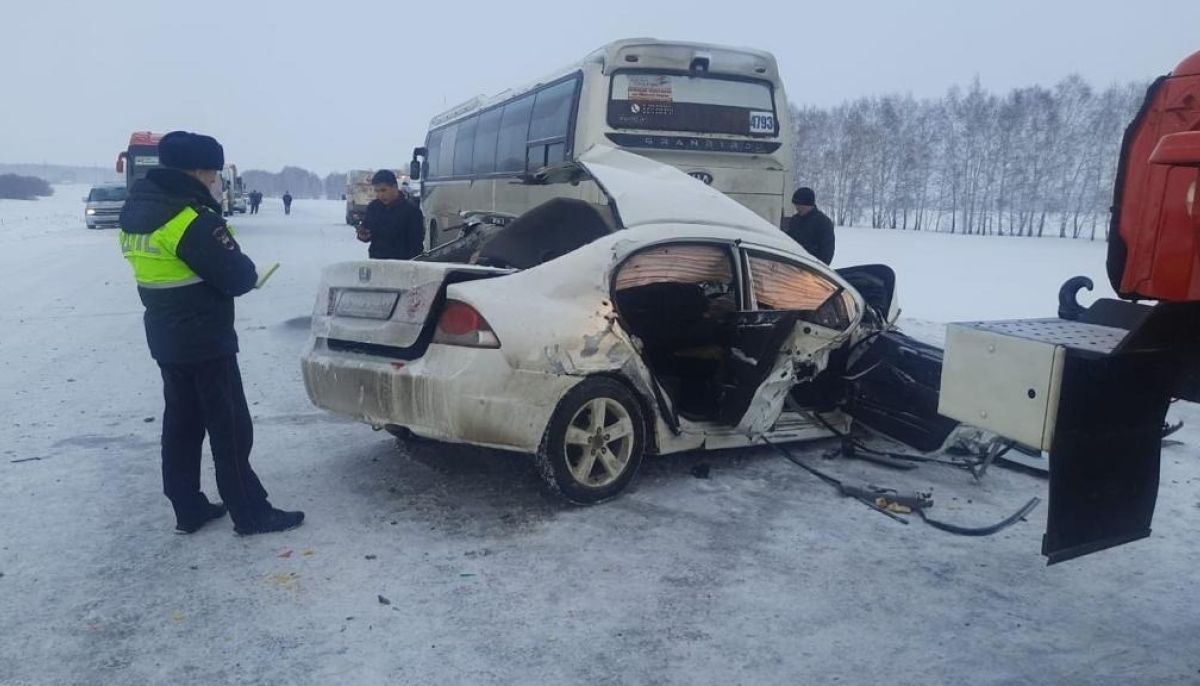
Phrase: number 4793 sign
[{"left": 749, "top": 111, "right": 776, "bottom": 134}]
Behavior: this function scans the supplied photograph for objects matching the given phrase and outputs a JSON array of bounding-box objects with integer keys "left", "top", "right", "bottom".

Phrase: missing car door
[
  {"left": 613, "top": 242, "right": 741, "bottom": 423},
  {"left": 723, "top": 251, "right": 860, "bottom": 433}
]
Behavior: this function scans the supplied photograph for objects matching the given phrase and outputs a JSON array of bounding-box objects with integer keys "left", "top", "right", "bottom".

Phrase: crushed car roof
[{"left": 575, "top": 146, "right": 783, "bottom": 237}]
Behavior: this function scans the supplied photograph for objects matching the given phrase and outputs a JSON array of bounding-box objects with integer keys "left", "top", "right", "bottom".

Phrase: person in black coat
[
  {"left": 785, "top": 187, "right": 835, "bottom": 265},
  {"left": 282, "top": 191, "right": 293, "bottom": 215},
  {"left": 356, "top": 169, "right": 425, "bottom": 259},
  {"left": 118, "top": 131, "right": 304, "bottom": 536}
]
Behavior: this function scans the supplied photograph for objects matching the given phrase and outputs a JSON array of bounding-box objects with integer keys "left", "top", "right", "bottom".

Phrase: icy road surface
[{"left": 2, "top": 188, "right": 1198, "bottom": 685}]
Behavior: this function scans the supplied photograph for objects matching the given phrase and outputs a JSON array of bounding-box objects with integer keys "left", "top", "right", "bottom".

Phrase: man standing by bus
[
  {"left": 785, "top": 187, "right": 835, "bottom": 265},
  {"left": 356, "top": 169, "right": 425, "bottom": 259},
  {"left": 118, "top": 130, "right": 305, "bottom": 536}
]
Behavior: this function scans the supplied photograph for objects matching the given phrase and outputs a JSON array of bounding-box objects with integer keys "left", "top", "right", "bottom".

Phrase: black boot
[
  {"left": 175, "top": 502, "right": 228, "bottom": 534},
  {"left": 234, "top": 507, "right": 305, "bottom": 536}
]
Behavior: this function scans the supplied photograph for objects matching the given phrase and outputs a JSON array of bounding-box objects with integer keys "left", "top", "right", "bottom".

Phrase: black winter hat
[
  {"left": 159, "top": 131, "right": 225, "bottom": 171},
  {"left": 792, "top": 187, "right": 816, "bottom": 205},
  {"left": 371, "top": 169, "right": 398, "bottom": 186}
]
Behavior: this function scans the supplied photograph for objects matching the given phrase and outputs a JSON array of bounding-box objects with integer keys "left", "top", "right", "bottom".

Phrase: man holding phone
[{"left": 356, "top": 169, "right": 425, "bottom": 259}]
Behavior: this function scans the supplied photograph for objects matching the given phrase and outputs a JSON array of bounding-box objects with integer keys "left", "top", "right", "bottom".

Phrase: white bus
[{"left": 410, "top": 38, "right": 794, "bottom": 248}]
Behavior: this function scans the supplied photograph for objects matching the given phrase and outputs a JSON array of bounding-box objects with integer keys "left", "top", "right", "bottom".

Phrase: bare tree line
[
  {"left": 0, "top": 174, "right": 54, "bottom": 200},
  {"left": 792, "top": 76, "right": 1150, "bottom": 239},
  {"left": 241, "top": 168, "right": 348, "bottom": 200}
]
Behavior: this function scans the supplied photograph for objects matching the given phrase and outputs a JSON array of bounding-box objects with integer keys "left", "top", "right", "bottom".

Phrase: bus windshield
[
  {"left": 128, "top": 147, "right": 160, "bottom": 182},
  {"left": 608, "top": 72, "right": 778, "bottom": 137}
]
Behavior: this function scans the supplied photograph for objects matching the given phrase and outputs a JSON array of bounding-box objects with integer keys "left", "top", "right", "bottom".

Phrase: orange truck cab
[
  {"left": 936, "top": 50, "right": 1200, "bottom": 564},
  {"left": 1109, "top": 51, "right": 1200, "bottom": 301}
]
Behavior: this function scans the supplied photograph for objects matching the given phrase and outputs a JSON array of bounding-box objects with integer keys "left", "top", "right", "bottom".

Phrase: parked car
[
  {"left": 84, "top": 184, "right": 128, "bottom": 229},
  {"left": 302, "top": 147, "right": 910, "bottom": 503}
]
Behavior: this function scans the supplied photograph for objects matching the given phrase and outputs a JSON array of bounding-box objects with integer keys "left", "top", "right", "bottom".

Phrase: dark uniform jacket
[
  {"left": 119, "top": 168, "right": 258, "bottom": 364},
  {"left": 363, "top": 196, "right": 425, "bottom": 259},
  {"left": 786, "top": 207, "right": 836, "bottom": 265}
]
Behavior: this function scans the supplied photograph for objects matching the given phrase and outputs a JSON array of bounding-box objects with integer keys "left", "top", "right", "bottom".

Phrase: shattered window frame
[
  {"left": 612, "top": 241, "right": 742, "bottom": 304},
  {"left": 742, "top": 249, "right": 858, "bottom": 330}
]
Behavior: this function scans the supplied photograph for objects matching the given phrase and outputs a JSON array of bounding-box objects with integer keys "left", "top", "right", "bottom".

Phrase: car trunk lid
[{"left": 311, "top": 260, "right": 511, "bottom": 358}]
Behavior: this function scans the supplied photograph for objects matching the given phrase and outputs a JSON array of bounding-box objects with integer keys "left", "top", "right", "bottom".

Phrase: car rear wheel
[{"left": 536, "top": 377, "right": 646, "bottom": 504}]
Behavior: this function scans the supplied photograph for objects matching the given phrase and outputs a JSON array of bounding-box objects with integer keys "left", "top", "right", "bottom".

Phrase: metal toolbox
[{"left": 938, "top": 319, "right": 1126, "bottom": 451}]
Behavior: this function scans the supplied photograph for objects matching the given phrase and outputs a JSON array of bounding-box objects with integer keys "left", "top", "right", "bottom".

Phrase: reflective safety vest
[{"left": 118, "top": 207, "right": 204, "bottom": 289}]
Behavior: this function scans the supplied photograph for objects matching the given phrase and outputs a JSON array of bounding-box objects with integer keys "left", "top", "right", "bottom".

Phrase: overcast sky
[{"left": 3, "top": 0, "right": 1197, "bottom": 174}]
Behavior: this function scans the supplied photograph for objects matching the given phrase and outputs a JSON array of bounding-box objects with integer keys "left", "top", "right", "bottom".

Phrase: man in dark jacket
[
  {"left": 282, "top": 191, "right": 293, "bottom": 215},
  {"left": 118, "top": 130, "right": 304, "bottom": 536},
  {"left": 356, "top": 169, "right": 425, "bottom": 259},
  {"left": 785, "top": 187, "right": 835, "bottom": 265}
]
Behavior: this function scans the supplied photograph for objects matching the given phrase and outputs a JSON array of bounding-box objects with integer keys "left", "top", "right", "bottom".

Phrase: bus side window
[
  {"left": 473, "top": 108, "right": 503, "bottom": 175},
  {"left": 453, "top": 116, "right": 478, "bottom": 177},
  {"left": 528, "top": 79, "right": 574, "bottom": 142},
  {"left": 526, "top": 79, "right": 577, "bottom": 171},
  {"left": 437, "top": 123, "right": 458, "bottom": 180},
  {"left": 426, "top": 129, "right": 444, "bottom": 179},
  {"left": 496, "top": 95, "right": 535, "bottom": 173}
]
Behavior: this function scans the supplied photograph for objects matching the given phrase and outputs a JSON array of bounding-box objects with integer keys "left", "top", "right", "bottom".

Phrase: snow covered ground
[{"left": 2, "top": 188, "right": 1198, "bottom": 685}]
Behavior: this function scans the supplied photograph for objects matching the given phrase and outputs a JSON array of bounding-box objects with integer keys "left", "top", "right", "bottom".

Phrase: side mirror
[
  {"left": 115, "top": 152, "right": 126, "bottom": 174},
  {"left": 1150, "top": 131, "right": 1200, "bottom": 167},
  {"left": 410, "top": 146, "right": 428, "bottom": 181}
]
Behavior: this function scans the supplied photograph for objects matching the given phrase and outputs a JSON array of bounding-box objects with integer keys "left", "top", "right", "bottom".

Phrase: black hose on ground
[
  {"left": 760, "top": 434, "right": 1040, "bottom": 537},
  {"left": 759, "top": 436, "right": 907, "bottom": 524},
  {"left": 918, "top": 497, "right": 1041, "bottom": 536}
]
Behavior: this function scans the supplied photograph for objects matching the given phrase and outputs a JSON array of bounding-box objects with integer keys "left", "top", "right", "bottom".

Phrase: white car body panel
[{"left": 303, "top": 146, "right": 864, "bottom": 455}]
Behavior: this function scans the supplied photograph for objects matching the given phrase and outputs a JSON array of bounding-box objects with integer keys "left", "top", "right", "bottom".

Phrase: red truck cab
[{"left": 1109, "top": 51, "right": 1200, "bottom": 301}]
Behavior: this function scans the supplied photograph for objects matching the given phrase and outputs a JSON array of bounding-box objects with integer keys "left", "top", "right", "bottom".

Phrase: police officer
[
  {"left": 785, "top": 187, "right": 835, "bottom": 265},
  {"left": 118, "top": 131, "right": 304, "bottom": 536}
]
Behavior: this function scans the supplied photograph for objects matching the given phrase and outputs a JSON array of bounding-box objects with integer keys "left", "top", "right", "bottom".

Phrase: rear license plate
[{"left": 334, "top": 289, "right": 399, "bottom": 319}]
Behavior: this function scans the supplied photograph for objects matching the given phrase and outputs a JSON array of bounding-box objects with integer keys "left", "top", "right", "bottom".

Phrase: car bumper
[
  {"left": 86, "top": 215, "right": 120, "bottom": 228},
  {"left": 301, "top": 339, "right": 580, "bottom": 453}
]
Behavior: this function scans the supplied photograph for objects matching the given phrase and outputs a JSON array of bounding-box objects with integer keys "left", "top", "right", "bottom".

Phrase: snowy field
[{"left": 2, "top": 187, "right": 1198, "bottom": 685}]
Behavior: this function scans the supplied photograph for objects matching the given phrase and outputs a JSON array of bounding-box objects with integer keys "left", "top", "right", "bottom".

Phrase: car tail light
[{"left": 433, "top": 300, "right": 500, "bottom": 348}]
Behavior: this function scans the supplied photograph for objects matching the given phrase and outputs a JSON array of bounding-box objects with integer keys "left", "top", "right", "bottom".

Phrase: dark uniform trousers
[{"left": 159, "top": 355, "right": 269, "bottom": 525}]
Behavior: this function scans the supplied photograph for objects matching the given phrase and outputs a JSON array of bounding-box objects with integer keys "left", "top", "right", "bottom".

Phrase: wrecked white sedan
[{"left": 302, "top": 147, "right": 921, "bottom": 502}]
